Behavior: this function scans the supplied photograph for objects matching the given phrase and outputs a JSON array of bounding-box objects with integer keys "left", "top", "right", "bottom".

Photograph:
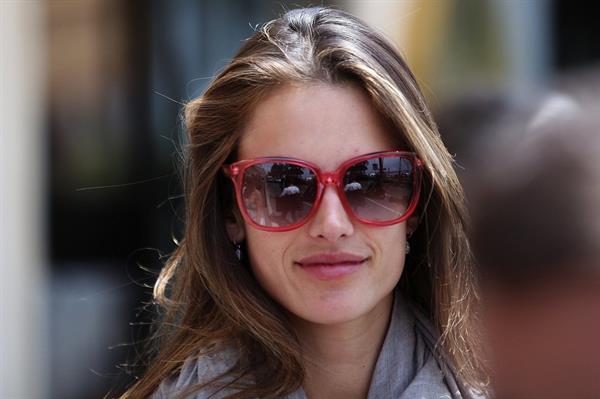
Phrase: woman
[{"left": 122, "top": 7, "right": 486, "bottom": 399}]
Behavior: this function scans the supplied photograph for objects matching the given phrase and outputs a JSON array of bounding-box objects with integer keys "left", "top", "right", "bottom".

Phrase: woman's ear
[
  {"left": 225, "top": 206, "right": 246, "bottom": 243},
  {"left": 406, "top": 214, "right": 419, "bottom": 237}
]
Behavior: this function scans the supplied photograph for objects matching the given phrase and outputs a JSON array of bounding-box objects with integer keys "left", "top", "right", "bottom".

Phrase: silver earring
[
  {"left": 233, "top": 241, "right": 242, "bottom": 261},
  {"left": 405, "top": 241, "right": 410, "bottom": 255}
]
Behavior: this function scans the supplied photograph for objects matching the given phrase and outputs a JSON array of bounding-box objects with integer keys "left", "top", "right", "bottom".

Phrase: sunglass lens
[
  {"left": 342, "top": 156, "right": 414, "bottom": 222},
  {"left": 242, "top": 163, "right": 317, "bottom": 228}
]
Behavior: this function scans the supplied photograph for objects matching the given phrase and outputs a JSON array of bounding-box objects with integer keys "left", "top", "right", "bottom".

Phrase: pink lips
[{"left": 295, "top": 252, "right": 369, "bottom": 280}]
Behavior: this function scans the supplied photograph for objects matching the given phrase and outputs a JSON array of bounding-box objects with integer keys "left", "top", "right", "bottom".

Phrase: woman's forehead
[{"left": 237, "top": 82, "right": 400, "bottom": 169}]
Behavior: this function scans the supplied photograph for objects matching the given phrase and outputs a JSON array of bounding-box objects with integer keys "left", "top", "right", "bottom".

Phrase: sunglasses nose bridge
[
  {"left": 320, "top": 171, "right": 339, "bottom": 186},
  {"left": 317, "top": 171, "right": 347, "bottom": 210}
]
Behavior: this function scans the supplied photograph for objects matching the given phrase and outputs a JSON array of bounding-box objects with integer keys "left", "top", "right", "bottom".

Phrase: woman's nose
[{"left": 306, "top": 185, "right": 354, "bottom": 241}]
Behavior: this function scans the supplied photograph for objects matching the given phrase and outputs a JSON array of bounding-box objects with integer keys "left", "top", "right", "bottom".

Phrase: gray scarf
[{"left": 153, "top": 293, "right": 480, "bottom": 399}]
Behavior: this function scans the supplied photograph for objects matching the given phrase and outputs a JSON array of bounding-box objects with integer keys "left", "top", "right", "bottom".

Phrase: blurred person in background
[
  {"left": 469, "top": 75, "right": 600, "bottom": 399},
  {"left": 119, "top": 7, "right": 488, "bottom": 399}
]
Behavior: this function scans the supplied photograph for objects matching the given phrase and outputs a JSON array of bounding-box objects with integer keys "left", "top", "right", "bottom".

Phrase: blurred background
[{"left": 2, "top": 1, "right": 599, "bottom": 398}]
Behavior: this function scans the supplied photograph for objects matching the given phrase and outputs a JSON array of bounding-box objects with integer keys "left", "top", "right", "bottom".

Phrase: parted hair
[{"left": 120, "top": 7, "right": 487, "bottom": 399}]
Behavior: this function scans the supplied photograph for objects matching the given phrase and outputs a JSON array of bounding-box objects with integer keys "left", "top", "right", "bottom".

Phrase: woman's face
[{"left": 233, "top": 83, "right": 413, "bottom": 326}]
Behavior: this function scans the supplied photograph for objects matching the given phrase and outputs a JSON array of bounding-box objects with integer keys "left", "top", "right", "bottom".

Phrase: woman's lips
[{"left": 295, "top": 252, "right": 369, "bottom": 280}]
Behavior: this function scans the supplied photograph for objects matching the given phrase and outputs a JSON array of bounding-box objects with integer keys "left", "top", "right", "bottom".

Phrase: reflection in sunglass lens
[
  {"left": 242, "top": 162, "right": 317, "bottom": 228},
  {"left": 343, "top": 156, "right": 413, "bottom": 222}
]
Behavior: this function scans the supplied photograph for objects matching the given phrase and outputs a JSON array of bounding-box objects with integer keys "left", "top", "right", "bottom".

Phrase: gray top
[{"left": 152, "top": 293, "right": 477, "bottom": 398}]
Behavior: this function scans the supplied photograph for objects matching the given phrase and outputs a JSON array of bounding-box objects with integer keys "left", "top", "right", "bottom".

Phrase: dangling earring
[
  {"left": 233, "top": 241, "right": 242, "bottom": 261},
  {"left": 405, "top": 231, "right": 412, "bottom": 255}
]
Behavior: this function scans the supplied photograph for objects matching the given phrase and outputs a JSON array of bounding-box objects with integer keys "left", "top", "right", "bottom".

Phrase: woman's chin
[{"left": 289, "top": 293, "right": 387, "bottom": 327}]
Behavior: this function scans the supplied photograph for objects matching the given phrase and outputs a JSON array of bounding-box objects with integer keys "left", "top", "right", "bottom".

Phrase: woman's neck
[{"left": 292, "top": 293, "right": 394, "bottom": 399}]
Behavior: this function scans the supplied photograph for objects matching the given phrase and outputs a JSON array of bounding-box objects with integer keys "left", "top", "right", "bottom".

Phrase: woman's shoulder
[
  {"left": 377, "top": 294, "right": 489, "bottom": 399},
  {"left": 151, "top": 347, "right": 239, "bottom": 399}
]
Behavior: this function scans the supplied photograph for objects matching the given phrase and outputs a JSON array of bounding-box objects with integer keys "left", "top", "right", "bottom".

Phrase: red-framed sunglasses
[{"left": 222, "top": 150, "right": 423, "bottom": 232}]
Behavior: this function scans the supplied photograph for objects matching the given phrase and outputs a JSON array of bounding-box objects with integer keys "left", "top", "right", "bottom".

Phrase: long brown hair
[{"left": 121, "top": 7, "right": 486, "bottom": 398}]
